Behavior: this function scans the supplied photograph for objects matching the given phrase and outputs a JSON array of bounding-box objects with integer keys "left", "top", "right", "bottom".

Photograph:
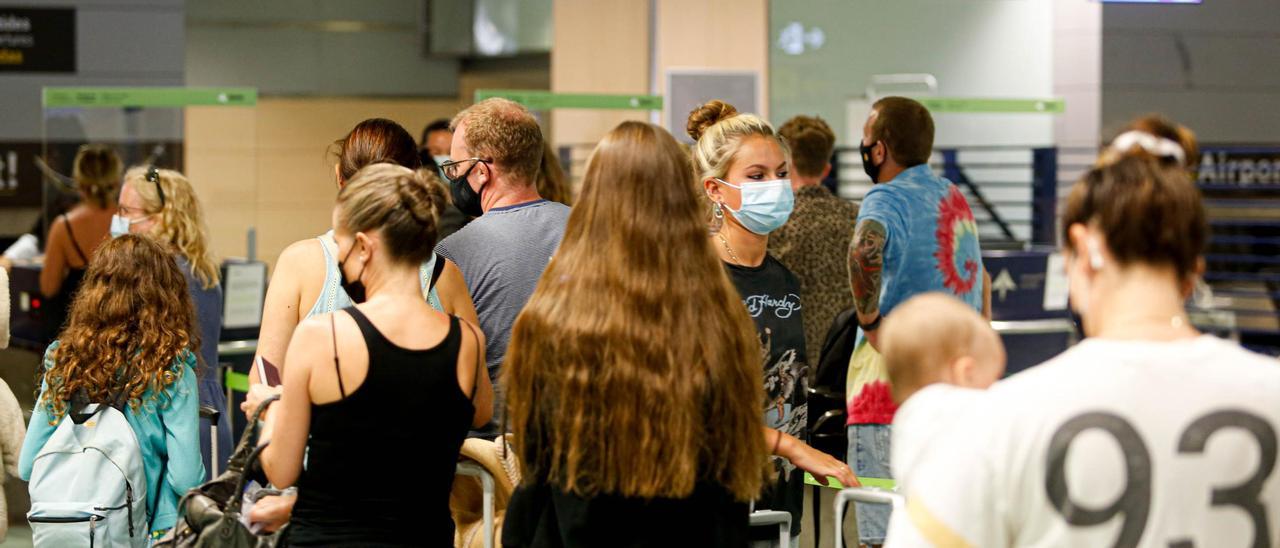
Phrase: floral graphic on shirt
[{"left": 933, "top": 185, "right": 981, "bottom": 295}]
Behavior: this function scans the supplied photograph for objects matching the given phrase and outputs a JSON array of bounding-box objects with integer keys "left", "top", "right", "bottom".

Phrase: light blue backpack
[{"left": 27, "top": 393, "right": 149, "bottom": 547}]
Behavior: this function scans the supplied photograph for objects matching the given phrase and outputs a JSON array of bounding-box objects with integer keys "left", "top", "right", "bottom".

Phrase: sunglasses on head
[{"left": 146, "top": 165, "right": 166, "bottom": 208}]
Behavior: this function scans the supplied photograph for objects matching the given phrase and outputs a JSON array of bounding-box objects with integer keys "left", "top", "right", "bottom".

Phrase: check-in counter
[{"left": 6, "top": 262, "right": 56, "bottom": 351}]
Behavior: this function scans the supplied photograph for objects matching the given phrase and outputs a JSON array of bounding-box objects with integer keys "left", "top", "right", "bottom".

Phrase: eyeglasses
[
  {"left": 439, "top": 157, "right": 492, "bottom": 182},
  {"left": 146, "top": 165, "right": 166, "bottom": 208}
]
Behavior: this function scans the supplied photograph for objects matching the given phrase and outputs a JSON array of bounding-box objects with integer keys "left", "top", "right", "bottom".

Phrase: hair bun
[
  {"left": 394, "top": 171, "right": 443, "bottom": 228},
  {"left": 686, "top": 100, "right": 739, "bottom": 141}
]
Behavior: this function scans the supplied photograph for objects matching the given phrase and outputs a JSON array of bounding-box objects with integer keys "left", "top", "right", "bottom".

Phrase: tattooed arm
[{"left": 848, "top": 218, "right": 887, "bottom": 350}]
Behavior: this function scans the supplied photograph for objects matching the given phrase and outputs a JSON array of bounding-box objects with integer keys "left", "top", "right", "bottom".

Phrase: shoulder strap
[
  {"left": 331, "top": 312, "right": 346, "bottom": 398},
  {"left": 67, "top": 385, "right": 130, "bottom": 424},
  {"left": 62, "top": 215, "right": 89, "bottom": 264},
  {"left": 310, "top": 235, "right": 341, "bottom": 316},
  {"left": 458, "top": 317, "right": 483, "bottom": 402},
  {"left": 429, "top": 252, "right": 446, "bottom": 290}
]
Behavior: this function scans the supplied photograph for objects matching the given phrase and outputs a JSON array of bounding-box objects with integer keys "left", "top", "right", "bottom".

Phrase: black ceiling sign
[{"left": 0, "top": 7, "right": 75, "bottom": 73}]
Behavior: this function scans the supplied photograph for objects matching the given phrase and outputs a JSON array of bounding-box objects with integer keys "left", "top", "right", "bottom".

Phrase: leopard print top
[{"left": 767, "top": 184, "right": 859, "bottom": 362}]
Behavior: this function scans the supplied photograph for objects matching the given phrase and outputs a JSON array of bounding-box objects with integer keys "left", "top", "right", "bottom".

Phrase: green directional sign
[
  {"left": 916, "top": 97, "right": 1064, "bottom": 114},
  {"left": 43, "top": 87, "right": 258, "bottom": 108},
  {"left": 475, "top": 89, "right": 663, "bottom": 111}
]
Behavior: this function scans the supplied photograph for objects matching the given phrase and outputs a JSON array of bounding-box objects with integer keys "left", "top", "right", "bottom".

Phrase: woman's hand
[
  {"left": 789, "top": 442, "right": 860, "bottom": 488},
  {"left": 241, "top": 383, "right": 283, "bottom": 421},
  {"left": 771, "top": 429, "right": 860, "bottom": 488},
  {"left": 248, "top": 492, "right": 296, "bottom": 533}
]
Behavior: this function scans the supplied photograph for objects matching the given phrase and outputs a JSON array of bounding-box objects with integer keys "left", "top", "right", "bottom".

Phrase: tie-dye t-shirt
[{"left": 846, "top": 164, "right": 985, "bottom": 425}]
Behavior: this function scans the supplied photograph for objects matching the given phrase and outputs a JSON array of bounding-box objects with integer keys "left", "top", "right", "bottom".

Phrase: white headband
[{"left": 1109, "top": 130, "right": 1186, "bottom": 166}]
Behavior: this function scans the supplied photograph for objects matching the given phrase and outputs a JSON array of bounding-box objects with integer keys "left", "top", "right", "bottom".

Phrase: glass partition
[{"left": 2, "top": 87, "right": 261, "bottom": 350}]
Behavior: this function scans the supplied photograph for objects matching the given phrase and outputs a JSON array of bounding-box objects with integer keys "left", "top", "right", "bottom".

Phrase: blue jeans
[{"left": 848, "top": 424, "right": 892, "bottom": 545}]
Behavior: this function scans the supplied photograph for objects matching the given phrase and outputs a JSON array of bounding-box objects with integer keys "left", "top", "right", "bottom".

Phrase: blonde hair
[
  {"left": 336, "top": 163, "right": 445, "bottom": 266},
  {"left": 686, "top": 100, "right": 789, "bottom": 183},
  {"left": 73, "top": 144, "right": 122, "bottom": 209},
  {"left": 451, "top": 98, "right": 543, "bottom": 185},
  {"left": 123, "top": 167, "right": 219, "bottom": 289},
  {"left": 881, "top": 293, "right": 989, "bottom": 403},
  {"left": 504, "top": 121, "right": 768, "bottom": 501}
]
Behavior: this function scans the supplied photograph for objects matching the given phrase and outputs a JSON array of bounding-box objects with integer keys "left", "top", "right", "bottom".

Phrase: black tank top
[
  {"left": 290, "top": 307, "right": 476, "bottom": 547},
  {"left": 44, "top": 215, "right": 89, "bottom": 343}
]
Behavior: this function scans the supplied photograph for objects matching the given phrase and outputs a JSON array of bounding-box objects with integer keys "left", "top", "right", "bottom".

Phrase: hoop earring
[{"left": 713, "top": 202, "right": 724, "bottom": 219}]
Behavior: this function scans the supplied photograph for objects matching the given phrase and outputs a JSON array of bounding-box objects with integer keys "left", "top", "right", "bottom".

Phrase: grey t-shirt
[{"left": 435, "top": 198, "right": 570, "bottom": 381}]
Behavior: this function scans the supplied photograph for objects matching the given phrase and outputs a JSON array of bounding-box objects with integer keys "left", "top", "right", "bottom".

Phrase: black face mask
[
  {"left": 860, "top": 140, "right": 883, "bottom": 184},
  {"left": 448, "top": 160, "right": 487, "bottom": 217},
  {"left": 337, "top": 241, "right": 368, "bottom": 304}
]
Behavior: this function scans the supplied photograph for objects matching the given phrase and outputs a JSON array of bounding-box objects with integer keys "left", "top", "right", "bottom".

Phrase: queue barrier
[
  {"left": 455, "top": 461, "right": 497, "bottom": 548},
  {"left": 833, "top": 488, "right": 905, "bottom": 548},
  {"left": 748, "top": 507, "right": 792, "bottom": 547}
]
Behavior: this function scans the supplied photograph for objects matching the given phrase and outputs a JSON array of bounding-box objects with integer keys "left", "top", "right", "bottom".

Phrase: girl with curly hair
[{"left": 20, "top": 234, "right": 205, "bottom": 538}]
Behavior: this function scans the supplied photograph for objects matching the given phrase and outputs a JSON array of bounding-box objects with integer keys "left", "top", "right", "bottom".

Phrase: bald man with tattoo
[{"left": 844, "top": 97, "right": 991, "bottom": 548}]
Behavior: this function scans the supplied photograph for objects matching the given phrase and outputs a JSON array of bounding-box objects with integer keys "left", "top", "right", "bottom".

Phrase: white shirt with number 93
[{"left": 889, "top": 335, "right": 1280, "bottom": 548}]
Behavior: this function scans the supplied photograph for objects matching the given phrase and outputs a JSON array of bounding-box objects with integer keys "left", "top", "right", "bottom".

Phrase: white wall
[
  {"left": 1053, "top": 0, "right": 1102, "bottom": 149},
  {"left": 1102, "top": 0, "right": 1280, "bottom": 143},
  {"left": 186, "top": 0, "right": 460, "bottom": 96},
  {"left": 770, "top": 0, "right": 1056, "bottom": 148}
]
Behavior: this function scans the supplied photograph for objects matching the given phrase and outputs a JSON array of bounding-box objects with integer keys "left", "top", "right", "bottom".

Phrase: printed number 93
[{"left": 1045, "top": 410, "right": 1276, "bottom": 548}]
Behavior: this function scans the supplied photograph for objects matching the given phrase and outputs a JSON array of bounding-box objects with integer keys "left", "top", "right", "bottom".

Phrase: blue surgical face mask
[
  {"left": 109, "top": 214, "right": 133, "bottom": 238},
  {"left": 715, "top": 178, "right": 794, "bottom": 235}
]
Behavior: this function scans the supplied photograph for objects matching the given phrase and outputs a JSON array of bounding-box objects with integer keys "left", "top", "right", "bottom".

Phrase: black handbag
[{"left": 154, "top": 395, "right": 288, "bottom": 548}]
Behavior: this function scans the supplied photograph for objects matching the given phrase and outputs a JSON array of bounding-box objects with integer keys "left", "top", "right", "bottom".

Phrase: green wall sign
[
  {"left": 917, "top": 97, "right": 1064, "bottom": 114},
  {"left": 43, "top": 87, "right": 258, "bottom": 108},
  {"left": 475, "top": 89, "right": 662, "bottom": 111}
]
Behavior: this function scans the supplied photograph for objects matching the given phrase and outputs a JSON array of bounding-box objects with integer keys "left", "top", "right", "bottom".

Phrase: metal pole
[{"left": 1031, "top": 148, "right": 1059, "bottom": 246}]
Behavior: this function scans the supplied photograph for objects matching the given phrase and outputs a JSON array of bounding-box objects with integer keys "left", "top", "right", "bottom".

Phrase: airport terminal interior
[{"left": 0, "top": 0, "right": 1278, "bottom": 547}]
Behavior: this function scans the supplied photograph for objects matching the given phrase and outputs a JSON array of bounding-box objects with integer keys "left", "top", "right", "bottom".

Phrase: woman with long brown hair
[
  {"left": 502, "top": 121, "right": 846, "bottom": 547},
  {"left": 20, "top": 235, "right": 205, "bottom": 539}
]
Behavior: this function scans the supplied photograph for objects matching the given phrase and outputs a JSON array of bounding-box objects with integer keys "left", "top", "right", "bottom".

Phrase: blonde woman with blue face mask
[
  {"left": 689, "top": 100, "right": 857, "bottom": 546},
  {"left": 116, "top": 165, "right": 230, "bottom": 482}
]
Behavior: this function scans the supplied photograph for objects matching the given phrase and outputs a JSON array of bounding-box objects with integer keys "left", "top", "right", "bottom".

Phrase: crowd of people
[{"left": 1, "top": 92, "right": 1277, "bottom": 548}]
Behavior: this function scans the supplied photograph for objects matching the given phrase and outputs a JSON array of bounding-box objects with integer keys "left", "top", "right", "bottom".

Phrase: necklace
[
  {"left": 1097, "top": 313, "right": 1194, "bottom": 340},
  {"left": 716, "top": 231, "right": 742, "bottom": 266}
]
